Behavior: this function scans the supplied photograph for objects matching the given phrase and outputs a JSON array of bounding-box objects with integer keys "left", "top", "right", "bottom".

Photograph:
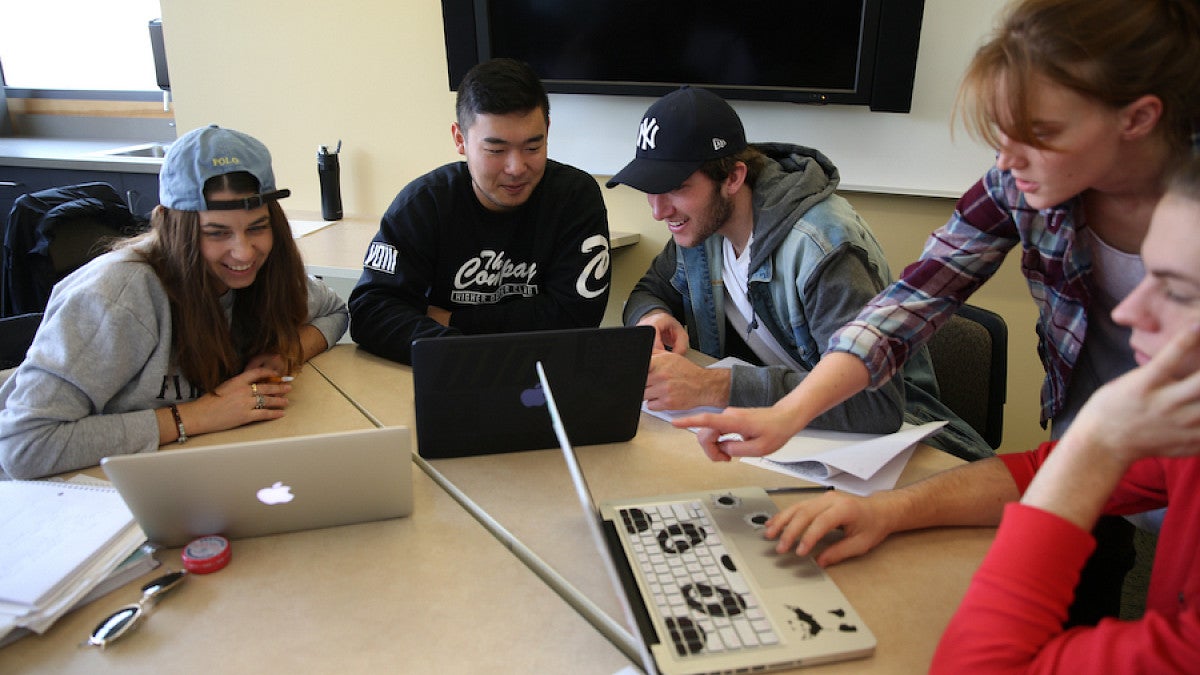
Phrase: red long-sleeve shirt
[{"left": 931, "top": 442, "right": 1200, "bottom": 673}]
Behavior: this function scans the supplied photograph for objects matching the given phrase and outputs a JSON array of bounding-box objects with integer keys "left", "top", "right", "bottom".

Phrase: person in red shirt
[{"left": 760, "top": 157, "right": 1200, "bottom": 672}]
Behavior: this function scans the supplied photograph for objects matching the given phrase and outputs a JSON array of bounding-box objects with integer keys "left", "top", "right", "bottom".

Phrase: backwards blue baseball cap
[
  {"left": 159, "top": 124, "right": 291, "bottom": 211},
  {"left": 605, "top": 86, "right": 747, "bottom": 194}
]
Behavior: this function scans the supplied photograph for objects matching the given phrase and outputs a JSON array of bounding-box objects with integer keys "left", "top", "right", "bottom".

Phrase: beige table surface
[
  {"left": 310, "top": 344, "right": 998, "bottom": 674},
  {"left": 183, "top": 360, "right": 377, "bottom": 446},
  {"left": 1, "top": 366, "right": 632, "bottom": 674}
]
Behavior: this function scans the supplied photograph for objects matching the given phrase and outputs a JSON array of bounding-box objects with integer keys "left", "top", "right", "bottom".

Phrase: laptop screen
[{"left": 412, "top": 326, "right": 653, "bottom": 458}]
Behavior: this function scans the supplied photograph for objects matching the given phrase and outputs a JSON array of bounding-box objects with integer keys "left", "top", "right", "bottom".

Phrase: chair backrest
[
  {"left": 1, "top": 182, "right": 146, "bottom": 317},
  {"left": 926, "top": 303, "right": 1008, "bottom": 449},
  {"left": 46, "top": 216, "right": 127, "bottom": 277},
  {"left": 0, "top": 311, "right": 43, "bottom": 371}
]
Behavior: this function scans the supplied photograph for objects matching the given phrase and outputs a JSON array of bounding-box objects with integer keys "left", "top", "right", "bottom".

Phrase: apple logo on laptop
[
  {"left": 256, "top": 481, "right": 295, "bottom": 505},
  {"left": 519, "top": 382, "right": 547, "bottom": 408}
]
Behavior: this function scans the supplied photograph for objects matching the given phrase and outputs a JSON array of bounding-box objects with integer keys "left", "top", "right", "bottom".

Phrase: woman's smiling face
[{"left": 198, "top": 191, "right": 274, "bottom": 294}]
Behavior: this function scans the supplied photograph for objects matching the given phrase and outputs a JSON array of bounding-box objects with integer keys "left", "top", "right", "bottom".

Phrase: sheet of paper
[
  {"left": 289, "top": 219, "right": 336, "bottom": 238},
  {"left": 744, "top": 442, "right": 917, "bottom": 496},
  {"left": 644, "top": 397, "right": 946, "bottom": 496},
  {"left": 761, "top": 421, "right": 947, "bottom": 477},
  {"left": 749, "top": 420, "right": 945, "bottom": 494},
  {"left": 643, "top": 355, "right": 946, "bottom": 493}
]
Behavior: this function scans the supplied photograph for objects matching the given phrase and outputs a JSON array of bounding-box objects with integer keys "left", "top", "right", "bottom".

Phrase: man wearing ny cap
[
  {"left": 608, "top": 86, "right": 990, "bottom": 460},
  {"left": 349, "top": 58, "right": 612, "bottom": 365}
]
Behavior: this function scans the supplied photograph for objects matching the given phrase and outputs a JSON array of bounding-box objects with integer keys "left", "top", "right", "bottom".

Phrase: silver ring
[
  {"left": 251, "top": 383, "right": 259, "bottom": 395},
  {"left": 254, "top": 394, "right": 266, "bottom": 410}
]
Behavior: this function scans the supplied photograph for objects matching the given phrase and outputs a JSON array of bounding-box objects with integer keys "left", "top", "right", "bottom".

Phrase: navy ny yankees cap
[{"left": 606, "top": 86, "right": 747, "bottom": 194}]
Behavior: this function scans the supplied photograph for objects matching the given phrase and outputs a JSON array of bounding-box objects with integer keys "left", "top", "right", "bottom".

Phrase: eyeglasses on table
[{"left": 82, "top": 569, "right": 188, "bottom": 649}]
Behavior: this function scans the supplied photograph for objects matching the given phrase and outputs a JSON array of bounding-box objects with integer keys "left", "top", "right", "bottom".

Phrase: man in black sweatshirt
[{"left": 349, "top": 58, "right": 611, "bottom": 364}]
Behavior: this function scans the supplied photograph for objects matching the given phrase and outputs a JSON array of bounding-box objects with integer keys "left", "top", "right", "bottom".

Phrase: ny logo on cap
[{"left": 637, "top": 117, "right": 660, "bottom": 151}]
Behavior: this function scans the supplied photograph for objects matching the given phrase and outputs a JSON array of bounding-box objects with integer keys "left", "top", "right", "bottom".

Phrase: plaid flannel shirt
[
  {"left": 832, "top": 129, "right": 1200, "bottom": 426},
  {"left": 829, "top": 168, "right": 1082, "bottom": 426}
]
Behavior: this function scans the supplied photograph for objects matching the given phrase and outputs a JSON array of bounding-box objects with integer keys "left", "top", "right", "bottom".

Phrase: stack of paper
[
  {"left": 644, "top": 403, "right": 945, "bottom": 495},
  {"left": 642, "top": 356, "right": 947, "bottom": 495},
  {"left": 0, "top": 479, "right": 146, "bottom": 641},
  {"left": 739, "top": 422, "right": 946, "bottom": 494},
  {"left": 0, "top": 543, "right": 160, "bottom": 649}
]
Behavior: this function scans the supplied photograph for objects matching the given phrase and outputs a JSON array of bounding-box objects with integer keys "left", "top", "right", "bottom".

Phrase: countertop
[{"left": 0, "top": 137, "right": 165, "bottom": 174}]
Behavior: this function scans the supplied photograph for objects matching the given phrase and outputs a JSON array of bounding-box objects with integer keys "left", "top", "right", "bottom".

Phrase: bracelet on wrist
[{"left": 169, "top": 404, "right": 187, "bottom": 444}]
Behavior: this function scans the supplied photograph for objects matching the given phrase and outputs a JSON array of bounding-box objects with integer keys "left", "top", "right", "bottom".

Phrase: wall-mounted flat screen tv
[{"left": 442, "top": 0, "right": 925, "bottom": 113}]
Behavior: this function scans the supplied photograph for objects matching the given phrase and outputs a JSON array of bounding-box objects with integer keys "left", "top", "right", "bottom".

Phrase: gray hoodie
[{"left": 0, "top": 247, "right": 348, "bottom": 479}]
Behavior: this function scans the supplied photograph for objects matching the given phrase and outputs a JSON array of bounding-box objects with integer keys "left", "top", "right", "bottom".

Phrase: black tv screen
[{"left": 442, "top": 0, "right": 925, "bottom": 113}]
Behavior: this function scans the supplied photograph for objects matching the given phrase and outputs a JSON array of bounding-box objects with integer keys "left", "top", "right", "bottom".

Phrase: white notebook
[{"left": 0, "top": 479, "right": 144, "bottom": 636}]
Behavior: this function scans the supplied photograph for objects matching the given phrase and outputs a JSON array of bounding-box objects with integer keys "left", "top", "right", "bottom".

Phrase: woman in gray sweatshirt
[{"left": 0, "top": 125, "right": 348, "bottom": 479}]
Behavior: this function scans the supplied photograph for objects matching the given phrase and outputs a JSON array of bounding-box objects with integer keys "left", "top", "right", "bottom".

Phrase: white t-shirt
[
  {"left": 1051, "top": 227, "right": 1143, "bottom": 438},
  {"left": 721, "top": 236, "right": 807, "bottom": 373}
]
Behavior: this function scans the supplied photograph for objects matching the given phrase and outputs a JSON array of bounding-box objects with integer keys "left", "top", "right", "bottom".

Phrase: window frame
[{"left": 3, "top": 86, "right": 163, "bottom": 103}]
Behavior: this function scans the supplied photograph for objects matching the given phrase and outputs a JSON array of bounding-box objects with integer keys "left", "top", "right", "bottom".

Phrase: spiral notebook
[{"left": 0, "top": 479, "right": 145, "bottom": 638}]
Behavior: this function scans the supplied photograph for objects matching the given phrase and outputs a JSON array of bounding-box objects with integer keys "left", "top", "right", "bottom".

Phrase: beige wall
[{"left": 159, "top": 0, "right": 1047, "bottom": 454}]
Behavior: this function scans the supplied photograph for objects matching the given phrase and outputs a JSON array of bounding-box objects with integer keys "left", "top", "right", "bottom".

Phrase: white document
[
  {"left": 289, "top": 219, "right": 336, "bottom": 238},
  {"left": 645, "top": 402, "right": 943, "bottom": 495},
  {"left": 643, "top": 356, "right": 945, "bottom": 494},
  {"left": 741, "top": 422, "right": 946, "bottom": 495}
]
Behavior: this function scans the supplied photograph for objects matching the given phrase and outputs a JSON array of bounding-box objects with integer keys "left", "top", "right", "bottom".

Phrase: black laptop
[{"left": 411, "top": 326, "right": 654, "bottom": 458}]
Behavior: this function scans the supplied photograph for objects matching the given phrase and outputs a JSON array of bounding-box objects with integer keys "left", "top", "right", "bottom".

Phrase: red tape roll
[{"left": 181, "top": 535, "right": 231, "bottom": 574}]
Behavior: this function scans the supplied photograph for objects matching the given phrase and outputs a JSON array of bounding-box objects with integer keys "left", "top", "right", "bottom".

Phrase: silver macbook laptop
[
  {"left": 101, "top": 426, "right": 413, "bottom": 547},
  {"left": 536, "top": 362, "right": 876, "bottom": 675},
  {"left": 410, "top": 326, "right": 653, "bottom": 459}
]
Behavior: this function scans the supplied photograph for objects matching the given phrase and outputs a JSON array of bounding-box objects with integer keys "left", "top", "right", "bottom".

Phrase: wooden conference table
[
  {"left": 309, "top": 344, "right": 997, "bottom": 674},
  {"left": 1, "top": 365, "right": 630, "bottom": 674}
]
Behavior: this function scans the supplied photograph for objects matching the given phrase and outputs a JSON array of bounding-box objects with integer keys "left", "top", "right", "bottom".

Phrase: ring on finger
[
  {"left": 254, "top": 394, "right": 266, "bottom": 410},
  {"left": 251, "top": 383, "right": 259, "bottom": 395}
]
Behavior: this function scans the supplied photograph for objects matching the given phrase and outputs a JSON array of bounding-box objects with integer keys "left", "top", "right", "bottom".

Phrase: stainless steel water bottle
[{"left": 317, "top": 141, "right": 343, "bottom": 221}]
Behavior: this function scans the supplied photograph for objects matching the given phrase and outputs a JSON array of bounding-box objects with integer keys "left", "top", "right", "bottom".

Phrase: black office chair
[
  {"left": 926, "top": 303, "right": 1008, "bottom": 449},
  {"left": 0, "top": 311, "right": 43, "bottom": 371},
  {"left": 1, "top": 182, "right": 147, "bottom": 318}
]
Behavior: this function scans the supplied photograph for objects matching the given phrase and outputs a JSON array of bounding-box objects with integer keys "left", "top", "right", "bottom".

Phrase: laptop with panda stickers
[{"left": 535, "top": 361, "right": 876, "bottom": 674}]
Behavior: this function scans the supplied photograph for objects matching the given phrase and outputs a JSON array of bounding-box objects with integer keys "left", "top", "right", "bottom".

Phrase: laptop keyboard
[{"left": 619, "top": 501, "right": 781, "bottom": 657}]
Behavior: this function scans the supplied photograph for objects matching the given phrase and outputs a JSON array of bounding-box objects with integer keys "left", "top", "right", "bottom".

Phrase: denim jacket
[{"left": 624, "top": 143, "right": 991, "bottom": 460}]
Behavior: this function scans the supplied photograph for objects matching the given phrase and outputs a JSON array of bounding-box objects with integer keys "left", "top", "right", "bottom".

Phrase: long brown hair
[
  {"left": 957, "top": 0, "right": 1200, "bottom": 154},
  {"left": 117, "top": 172, "right": 308, "bottom": 392}
]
